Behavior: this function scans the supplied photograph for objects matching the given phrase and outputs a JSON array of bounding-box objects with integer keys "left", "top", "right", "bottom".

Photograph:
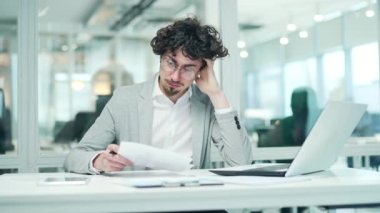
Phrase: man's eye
[
  {"left": 168, "top": 60, "right": 175, "bottom": 67},
  {"left": 184, "top": 67, "right": 195, "bottom": 73}
]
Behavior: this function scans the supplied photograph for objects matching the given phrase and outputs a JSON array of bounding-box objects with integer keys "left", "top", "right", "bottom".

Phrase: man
[{"left": 64, "top": 17, "right": 252, "bottom": 174}]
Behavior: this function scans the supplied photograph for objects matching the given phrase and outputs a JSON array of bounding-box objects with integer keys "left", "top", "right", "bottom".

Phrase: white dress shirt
[{"left": 152, "top": 76, "right": 193, "bottom": 167}]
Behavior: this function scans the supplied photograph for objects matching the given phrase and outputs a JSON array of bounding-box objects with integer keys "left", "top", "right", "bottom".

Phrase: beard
[
  {"left": 159, "top": 76, "right": 187, "bottom": 100},
  {"left": 163, "top": 84, "right": 180, "bottom": 97}
]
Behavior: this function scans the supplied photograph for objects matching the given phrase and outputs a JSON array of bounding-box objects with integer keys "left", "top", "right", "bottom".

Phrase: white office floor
[
  {"left": 305, "top": 207, "right": 380, "bottom": 213},
  {"left": 227, "top": 207, "right": 380, "bottom": 213},
  {"left": 310, "top": 208, "right": 380, "bottom": 213}
]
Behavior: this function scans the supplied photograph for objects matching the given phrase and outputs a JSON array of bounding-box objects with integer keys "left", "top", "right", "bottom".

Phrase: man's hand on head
[
  {"left": 195, "top": 59, "right": 230, "bottom": 109},
  {"left": 195, "top": 59, "right": 221, "bottom": 96},
  {"left": 93, "top": 144, "right": 133, "bottom": 172}
]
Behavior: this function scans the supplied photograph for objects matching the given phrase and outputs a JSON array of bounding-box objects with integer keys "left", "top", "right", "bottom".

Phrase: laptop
[{"left": 210, "top": 101, "right": 367, "bottom": 177}]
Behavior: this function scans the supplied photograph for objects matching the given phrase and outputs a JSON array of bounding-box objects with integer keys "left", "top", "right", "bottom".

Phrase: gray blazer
[{"left": 64, "top": 75, "right": 252, "bottom": 174}]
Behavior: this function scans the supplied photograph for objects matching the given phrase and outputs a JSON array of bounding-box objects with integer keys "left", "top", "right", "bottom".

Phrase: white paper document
[
  {"left": 129, "top": 177, "right": 223, "bottom": 188},
  {"left": 118, "top": 141, "right": 192, "bottom": 171},
  {"left": 38, "top": 177, "right": 90, "bottom": 186}
]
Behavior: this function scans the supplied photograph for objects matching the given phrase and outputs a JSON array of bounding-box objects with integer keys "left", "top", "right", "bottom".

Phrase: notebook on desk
[{"left": 210, "top": 101, "right": 367, "bottom": 177}]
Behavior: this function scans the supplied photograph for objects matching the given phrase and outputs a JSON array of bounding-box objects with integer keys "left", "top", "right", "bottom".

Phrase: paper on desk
[
  {"left": 118, "top": 141, "right": 192, "bottom": 171},
  {"left": 110, "top": 176, "right": 223, "bottom": 188}
]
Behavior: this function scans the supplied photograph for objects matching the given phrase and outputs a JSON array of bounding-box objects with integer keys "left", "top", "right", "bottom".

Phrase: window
[
  {"left": 257, "top": 66, "right": 282, "bottom": 118},
  {"left": 283, "top": 58, "right": 318, "bottom": 115},
  {"left": 238, "top": 0, "right": 380, "bottom": 149},
  {"left": 322, "top": 50, "right": 345, "bottom": 104},
  {"left": 351, "top": 42, "right": 380, "bottom": 112}
]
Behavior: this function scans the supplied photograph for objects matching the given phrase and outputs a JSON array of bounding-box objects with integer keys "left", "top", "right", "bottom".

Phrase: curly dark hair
[{"left": 150, "top": 17, "right": 228, "bottom": 60}]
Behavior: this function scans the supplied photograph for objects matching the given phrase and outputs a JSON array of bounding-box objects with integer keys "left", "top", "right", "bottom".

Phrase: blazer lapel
[
  {"left": 137, "top": 76, "right": 155, "bottom": 145},
  {"left": 190, "top": 88, "right": 206, "bottom": 168}
]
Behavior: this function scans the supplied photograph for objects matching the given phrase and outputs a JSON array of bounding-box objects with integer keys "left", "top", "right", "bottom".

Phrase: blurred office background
[{"left": 0, "top": 0, "right": 379, "bottom": 174}]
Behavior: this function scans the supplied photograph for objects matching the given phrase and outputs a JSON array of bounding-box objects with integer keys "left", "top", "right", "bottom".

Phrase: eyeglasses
[{"left": 161, "top": 56, "right": 197, "bottom": 80}]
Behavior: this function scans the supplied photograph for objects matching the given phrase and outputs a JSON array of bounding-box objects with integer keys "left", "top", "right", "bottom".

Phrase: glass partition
[
  {"left": 38, "top": 0, "right": 202, "bottom": 155},
  {"left": 322, "top": 50, "right": 345, "bottom": 104},
  {"left": 238, "top": 0, "right": 380, "bottom": 149},
  {"left": 0, "top": 0, "right": 18, "bottom": 156}
]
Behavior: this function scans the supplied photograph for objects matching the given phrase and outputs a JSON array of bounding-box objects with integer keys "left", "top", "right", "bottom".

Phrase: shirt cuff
[
  {"left": 88, "top": 151, "right": 104, "bottom": 175},
  {"left": 215, "top": 107, "right": 233, "bottom": 114}
]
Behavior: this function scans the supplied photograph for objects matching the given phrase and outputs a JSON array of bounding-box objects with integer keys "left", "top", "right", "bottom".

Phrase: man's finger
[
  {"left": 103, "top": 159, "right": 125, "bottom": 171},
  {"left": 106, "top": 144, "right": 120, "bottom": 154},
  {"left": 105, "top": 155, "right": 132, "bottom": 167},
  {"left": 204, "top": 58, "right": 214, "bottom": 67},
  {"left": 107, "top": 164, "right": 125, "bottom": 171}
]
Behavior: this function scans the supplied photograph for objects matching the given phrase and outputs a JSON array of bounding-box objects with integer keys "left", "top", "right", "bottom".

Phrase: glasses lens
[
  {"left": 181, "top": 69, "right": 195, "bottom": 79},
  {"left": 162, "top": 57, "right": 196, "bottom": 79},
  {"left": 163, "top": 58, "right": 174, "bottom": 71}
]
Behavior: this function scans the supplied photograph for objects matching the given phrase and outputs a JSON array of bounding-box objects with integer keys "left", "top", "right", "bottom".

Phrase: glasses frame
[{"left": 160, "top": 56, "right": 199, "bottom": 80}]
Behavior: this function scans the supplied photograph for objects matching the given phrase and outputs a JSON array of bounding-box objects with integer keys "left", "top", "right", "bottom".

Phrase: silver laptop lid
[{"left": 285, "top": 101, "right": 367, "bottom": 177}]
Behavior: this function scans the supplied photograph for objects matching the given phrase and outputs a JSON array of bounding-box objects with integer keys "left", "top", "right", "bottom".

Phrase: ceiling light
[
  {"left": 61, "top": 45, "right": 69, "bottom": 52},
  {"left": 71, "top": 80, "right": 85, "bottom": 91},
  {"left": 314, "top": 14, "right": 324, "bottom": 22},
  {"left": 365, "top": 9, "right": 375, "bottom": 17},
  {"left": 279, "top": 37, "right": 289, "bottom": 45},
  {"left": 299, "top": 30, "right": 309, "bottom": 39},
  {"left": 237, "top": 41, "right": 246, "bottom": 48},
  {"left": 313, "top": 3, "right": 324, "bottom": 23},
  {"left": 286, "top": 23, "right": 297, "bottom": 32},
  {"left": 240, "top": 50, "right": 249, "bottom": 58}
]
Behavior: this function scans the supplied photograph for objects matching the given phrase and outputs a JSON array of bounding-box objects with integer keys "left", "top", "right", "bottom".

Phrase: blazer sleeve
[
  {"left": 211, "top": 110, "right": 253, "bottom": 166},
  {"left": 63, "top": 94, "right": 118, "bottom": 174}
]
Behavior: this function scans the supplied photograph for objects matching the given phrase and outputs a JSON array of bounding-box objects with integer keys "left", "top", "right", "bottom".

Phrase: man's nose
[{"left": 170, "top": 68, "right": 181, "bottom": 81}]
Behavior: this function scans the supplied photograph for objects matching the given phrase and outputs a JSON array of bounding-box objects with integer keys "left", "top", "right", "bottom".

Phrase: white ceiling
[
  {"left": 238, "top": 0, "right": 366, "bottom": 26},
  {"left": 238, "top": 0, "right": 369, "bottom": 44},
  {"left": 0, "top": 0, "right": 374, "bottom": 43}
]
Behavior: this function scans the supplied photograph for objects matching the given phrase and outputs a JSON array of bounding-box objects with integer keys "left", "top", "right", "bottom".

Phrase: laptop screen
[{"left": 285, "top": 101, "right": 367, "bottom": 177}]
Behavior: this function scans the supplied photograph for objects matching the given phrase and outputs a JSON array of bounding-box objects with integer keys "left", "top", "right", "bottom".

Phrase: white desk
[{"left": 1, "top": 168, "right": 380, "bottom": 213}]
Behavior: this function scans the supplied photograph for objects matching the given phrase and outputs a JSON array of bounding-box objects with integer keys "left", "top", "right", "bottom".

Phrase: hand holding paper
[
  {"left": 118, "top": 141, "right": 192, "bottom": 171},
  {"left": 93, "top": 144, "right": 133, "bottom": 172}
]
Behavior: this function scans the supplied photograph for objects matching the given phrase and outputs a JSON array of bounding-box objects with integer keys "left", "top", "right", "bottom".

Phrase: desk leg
[
  {"left": 211, "top": 161, "right": 225, "bottom": 168},
  {"left": 364, "top": 156, "right": 370, "bottom": 169},
  {"left": 352, "top": 156, "right": 362, "bottom": 168}
]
